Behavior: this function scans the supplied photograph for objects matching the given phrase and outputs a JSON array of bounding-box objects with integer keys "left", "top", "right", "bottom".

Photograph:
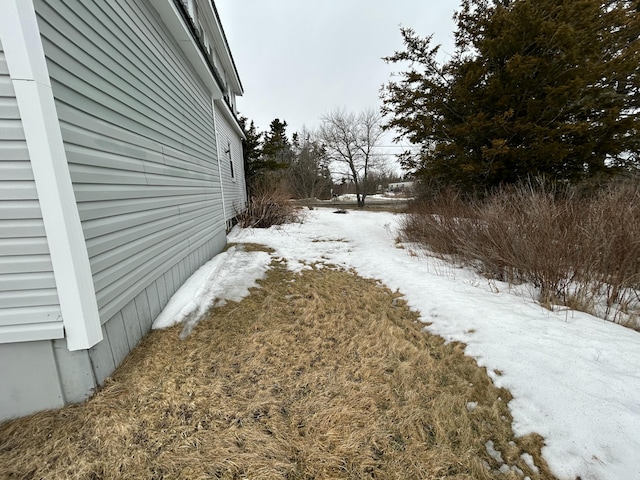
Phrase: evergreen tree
[
  {"left": 382, "top": 0, "right": 640, "bottom": 192},
  {"left": 262, "top": 118, "right": 293, "bottom": 168},
  {"left": 238, "top": 116, "right": 263, "bottom": 183}
]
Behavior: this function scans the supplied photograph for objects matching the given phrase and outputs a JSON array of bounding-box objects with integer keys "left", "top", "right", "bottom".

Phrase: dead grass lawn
[{"left": 0, "top": 258, "right": 557, "bottom": 479}]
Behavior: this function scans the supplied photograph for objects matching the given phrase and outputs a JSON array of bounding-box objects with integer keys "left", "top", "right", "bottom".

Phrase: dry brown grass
[{"left": 0, "top": 261, "right": 556, "bottom": 479}]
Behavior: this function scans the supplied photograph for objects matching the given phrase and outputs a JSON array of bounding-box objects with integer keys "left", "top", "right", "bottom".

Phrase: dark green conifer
[{"left": 382, "top": 0, "right": 640, "bottom": 192}]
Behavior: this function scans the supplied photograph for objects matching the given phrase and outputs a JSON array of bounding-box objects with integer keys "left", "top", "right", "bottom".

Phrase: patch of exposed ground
[{"left": 0, "top": 259, "right": 556, "bottom": 479}]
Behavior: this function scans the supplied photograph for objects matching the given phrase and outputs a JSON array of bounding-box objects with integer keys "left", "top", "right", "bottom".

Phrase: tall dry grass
[
  {"left": 401, "top": 180, "right": 640, "bottom": 328},
  {"left": 0, "top": 259, "right": 555, "bottom": 479}
]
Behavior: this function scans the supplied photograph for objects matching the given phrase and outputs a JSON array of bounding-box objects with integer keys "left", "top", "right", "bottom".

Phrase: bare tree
[{"left": 318, "top": 108, "right": 384, "bottom": 207}]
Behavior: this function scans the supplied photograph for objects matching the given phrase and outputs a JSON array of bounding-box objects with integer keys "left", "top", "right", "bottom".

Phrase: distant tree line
[
  {"left": 238, "top": 110, "right": 407, "bottom": 206},
  {"left": 381, "top": 0, "right": 640, "bottom": 195}
]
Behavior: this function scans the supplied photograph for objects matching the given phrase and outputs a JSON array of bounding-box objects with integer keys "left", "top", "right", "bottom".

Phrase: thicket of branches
[
  {"left": 400, "top": 178, "right": 640, "bottom": 328},
  {"left": 235, "top": 176, "right": 302, "bottom": 229}
]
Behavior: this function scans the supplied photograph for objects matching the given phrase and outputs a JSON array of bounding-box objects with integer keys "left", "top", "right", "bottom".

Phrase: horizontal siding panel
[
  {"left": 0, "top": 38, "right": 60, "bottom": 345},
  {"left": 73, "top": 184, "right": 209, "bottom": 202},
  {"left": 104, "top": 0, "right": 215, "bottom": 129},
  {"left": 39, "top": 0, "right": 218, "bottom": 162},
  {"left": 86, "top": 214, "right": 181, "bottom": 260},
  {"left": 39, "top": 32, "right": 195, "bottom": 142},
  {"left": 0, "top": 305, "right": 61, "bottom": 326},
  {"left": 184, "top": 219, "right": 225, "bottom": 252},
  {"left": 81, "top": 204, "right": 180, "bottom": 240},
  {"left": 65, "top": 144, "right": 148, "bottom": 177},
  {"left": 0, "top": 119, "right": 25, "bottom": 141},
  {"left": 92, "top": 219, "right": 205, "bottom": 289},
  {"left": 0, "top": 219, "right": 47, "bottom": 239},
  {"left": 49, "top": 70, "right": 206, "bottom": 156},
  {"left": 37, "top": 2, "right": 179, "bottom": 113},
  {"left": 0, "top": 162, "right": 35, "bottom": 181},
  {"left": 58, "top": 109, "right": 163, "bottom": 159},
  {"left": 0, "top": 272, "right": 57, "bottom": 291},
  {"left": 0, "top": 141, "right": 31, "bottom": 161},
  {"left": 215, "top": 106, "right": 247, "bottom": 219},
  {"left": 178, "top": 198, "right": 219, "bottom": 215},
  {"left": 49, "top": 60, "right": 213, "bottom": 159},
  {"left": 0, "top": 322, "right": 64, "bottom": 344},
  {"left": 88, "top": 206, "right": 223, "bottom": 272},
  {"left": 153, "top": 149, "right": 213, "bottom": 175},
  {"left": 144, "top": 160, "right": 213, "bottom": 180},
  {"left": 0, "top": 255, "right": 53, "bottom": 275},
  {"left": 0, "top": 76, "right": 15, "bottom": 98},
  {"left": 0, "top": 201, "right": 46, "bottom": 220},
  {"left": 0, "top": 289, "right": 59, "bottom": 309},
  {"left": 69, "top": 164, "right": 149, "bottom": 186},
  {"left": 144, "top": 169, "right": 213, "bottom": 186},
  {"left": 0, "top": 181, "right": 39, "bottom": 200},
  {"left": 95, "top": 236, "right": 191, "bottom": 314},
  {"left": 178, "top": 204, "right": 222, "bottom": 227},
  {"left": 69, "top": 163, "right": 213, "bottom": 187},
  {"left": 76, "top": 193, "right": 220, "bottom": 221},
  {"left": 62, "top": 124, "right": 214, "bottom": 177},
  {"left": 0, "top": 237, "right": 51, "bottom": 256},
  {"left": 0, "top": 97, "right": 20, "bottom": 119}
]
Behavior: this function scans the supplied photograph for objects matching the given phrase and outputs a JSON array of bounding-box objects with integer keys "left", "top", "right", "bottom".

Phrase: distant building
[
  {"left": 388, "top": 181, "right": 416, "bottom": 193},
  {"left": 0, "top": 0, "right": 246, "bottom": 421}
]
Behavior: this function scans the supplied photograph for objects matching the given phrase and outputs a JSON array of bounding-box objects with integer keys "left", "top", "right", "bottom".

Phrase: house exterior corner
[{"left": 0, "top": 0, "right": 246, "bottom": 422}]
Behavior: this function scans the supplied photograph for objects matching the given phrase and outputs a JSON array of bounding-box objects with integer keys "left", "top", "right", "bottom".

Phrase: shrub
[
  {"left": 237, "top": 178, "right": 303, "bottom": 228},
  {"left": 400, "top": 179, "right": 640, "bottom": 328}
]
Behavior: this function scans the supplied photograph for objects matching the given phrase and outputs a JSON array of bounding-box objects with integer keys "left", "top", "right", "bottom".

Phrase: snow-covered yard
[{"left": 154, "top": 208, "right": 640, "bottom": 480}]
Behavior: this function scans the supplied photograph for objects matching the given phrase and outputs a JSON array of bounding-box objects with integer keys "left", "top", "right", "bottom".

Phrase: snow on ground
[
  {"left": 154, "top": 208, "right": 640, "bottom": 480},
  {"left": 332, "top": 193, "right": 410, "bottom": 202},
  {"left": 152, "top": 246, "right": 271, "bottom": 336}
]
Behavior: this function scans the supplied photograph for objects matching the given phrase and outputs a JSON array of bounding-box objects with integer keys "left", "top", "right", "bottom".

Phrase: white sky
[
  {"left": 215, "top": 1, "right": 459, "bottom": 144},
  {"left": 154, "top": 206, "right": 640, "bottom": 480}
]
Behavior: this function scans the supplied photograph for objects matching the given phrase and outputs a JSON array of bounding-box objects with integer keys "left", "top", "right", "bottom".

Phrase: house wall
[
  {"left": 214, "top": 101, "right": 247, "bottom": 223},
  {"left": 0, "top": 0, "right": 238, "bottom": 422},
  {"left": 0, "top": 38, "right": 64, "bottom": 344},
  {"left": 35, "top": 0, "right": 228, "bottom": 319},
  {"left": 0, "top": 38, "right": 70, "bottom": 419}
]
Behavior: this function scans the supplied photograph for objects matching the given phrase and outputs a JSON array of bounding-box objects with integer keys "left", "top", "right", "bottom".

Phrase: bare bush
[
  {"left": 400, "top": 180, "right": 640, "bottom": 328},
  {"left": 237, "top": 179, "right": 303, "bottom": 228}
]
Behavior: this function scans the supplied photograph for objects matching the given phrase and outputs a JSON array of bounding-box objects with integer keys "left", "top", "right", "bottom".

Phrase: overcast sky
[{"left": 215, "top": 1, "right": 460, "bottom": 147}]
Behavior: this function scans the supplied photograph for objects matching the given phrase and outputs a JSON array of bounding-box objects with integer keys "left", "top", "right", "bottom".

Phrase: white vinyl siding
[
  {"left": 214, "top": 103, "right": 247, "bottom": 220},
  {"left": 35, "top": 0, "right": 225, "bottom": 322},
  {"left": 0, "top": 39, "right": 63, "bottom": 343}
]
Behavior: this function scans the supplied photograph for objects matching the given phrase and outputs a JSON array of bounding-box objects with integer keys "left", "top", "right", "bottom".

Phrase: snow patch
[
  {"left": 485, "top": 440, "right": 504, "bottom": 463},
  {"left": 152, "top": 246, "right": 271, "bottom": 333}
]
